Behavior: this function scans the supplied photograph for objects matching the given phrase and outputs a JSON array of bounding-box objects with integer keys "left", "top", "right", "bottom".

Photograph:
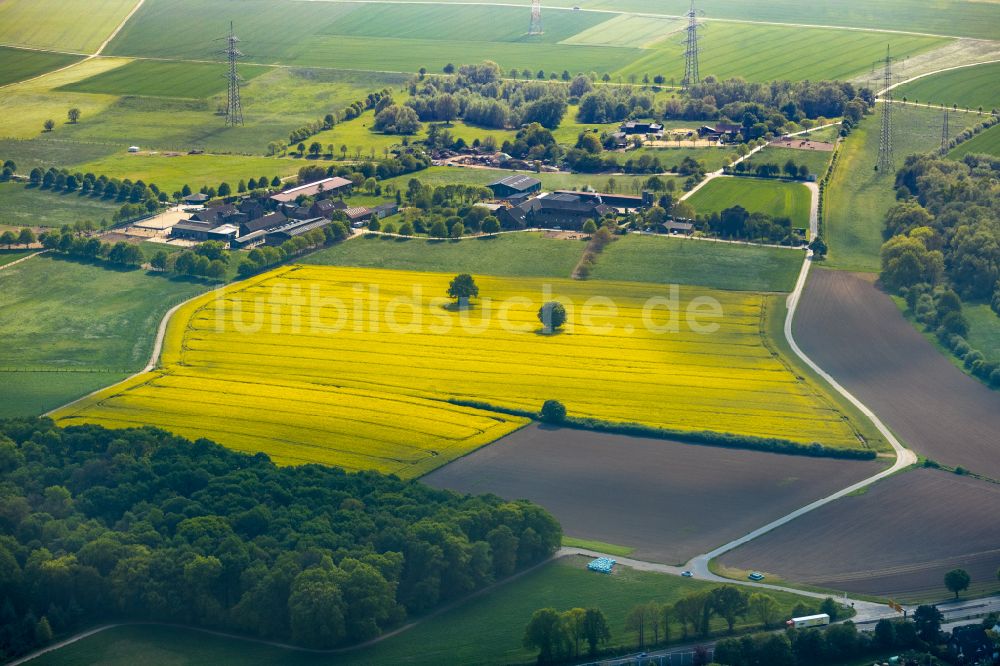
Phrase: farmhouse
[
  {"left": 269, "top": 177, "right": 353, "bottom": 205},
  {"left": 488, "top": 174, "right": 542, "bottom": 200},
  {"left": 496, "top": 192, "right": 614, "bottom": 231},
  {"left": 190, "top": 203, "right": 246, "bottom": 226}
]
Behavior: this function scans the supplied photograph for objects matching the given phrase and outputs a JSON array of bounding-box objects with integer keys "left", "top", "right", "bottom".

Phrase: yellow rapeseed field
[{"left": 54, "top": 265, "right": 863, "bottom": 476}]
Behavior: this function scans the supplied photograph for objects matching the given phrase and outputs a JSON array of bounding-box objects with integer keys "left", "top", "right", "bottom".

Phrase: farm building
[
  {"left": 182, "top": 192, "right": 210, "bottom": 205},
  {"left": 240, "top": 212, "right": 288, "bottom": 236},
  {"left": 487, "top": 174, "right": 541, "bottom": 200},
  {"left": 270, "top": 177, "right": 353, "bottom": 205},
  {"left": 344, "top": 207, "right": 373, "bottom": 227},
  {"left": 496, "top": 192, "right": 615, "bottom": 231},
  {"left": 265, "top": 217, "right": 330, "bottom": 244},
  {"left": 171, "top": 220, "right": 239, "bottom": 243},
  {"left": 553, "top": 190, "right": 653, "bottom": 210},
  {"left": 698, "top": 123, "right": 742, "bottom": 142},
  {"left": 371, "top": 202, "right": 399, "bottom": 219},
  {"left": 189, "top": 204, "right": 246, "bottom": 226},
  {"left": 620, "top": 120, "right": 664, "bottom": 136}
]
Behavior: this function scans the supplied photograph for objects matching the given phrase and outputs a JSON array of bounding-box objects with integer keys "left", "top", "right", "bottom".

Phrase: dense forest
[
  {"left": 880, "top": 153, "right": 1000, "bottom": 387},
  {"left": 0, "top": 419, "right": 561, "bottom": 660}
]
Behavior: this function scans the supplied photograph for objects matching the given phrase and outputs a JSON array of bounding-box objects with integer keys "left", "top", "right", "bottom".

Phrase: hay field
[{"left": 55, "top": 265, "right": 865, "bottom": 475}]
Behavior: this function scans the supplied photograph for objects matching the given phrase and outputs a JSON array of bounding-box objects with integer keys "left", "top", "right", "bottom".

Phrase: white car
[{"left": 681, "top": 570, "right": 693, "bottom": 577}]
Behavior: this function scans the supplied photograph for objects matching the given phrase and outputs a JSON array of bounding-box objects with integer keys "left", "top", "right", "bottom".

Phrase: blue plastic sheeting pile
[{"left": 587, "top": 557, "right": 616, "bottom": 574}]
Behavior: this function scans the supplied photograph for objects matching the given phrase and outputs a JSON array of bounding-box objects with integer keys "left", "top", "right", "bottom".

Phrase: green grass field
[
  {"left": 0, "top": 254, "right": 211, "bottom": 418},
  {"left": 823, "top": 106, "right": 975, "bottom": 272},
  {"left": 302, "top": 232, "right": 587, "bottom": 278},
  {"left": 106, "top": 0, "right": 641, "bottom": 74},
  {"left": 949, "top": 123, "right": 1000, "bottom": 159},
  {"left": 749, "top": 146, "right": 834, "bottom": 179},
  {"left": 965, "top": 302, "right": 1000, "bottom": 365},
  {"left": 0, "top": 182, "right": 122, "bottom": 228},
  {"left": 896, "top": 63, "right": 1000, "bottom": 114},
  {"left": 591, "top": 233, "right": 804, "bottom": 292},
  {"left": 415, "top": 0, "right": 1000, "bottom": 40},
  {"left": 59, "top": 60, "right": 272, "bottom": 99},
  {"left": 616, "top": 22, "right": 946, "bottom": 83},
  {"left": 28, "top": 556, "right": 825, "bottom": 666},
  {"left": 0, "top": 138, "right": 120, "bottom": 172},
  {"left": 687, "top": 177, "right": 812, "bottom": 227},
  {"left": 0, "top": 46, "right": 81, "bottom": 87},
  {"left": 0, "top": 0, "right": 138, "bottom": 52},
  {"left": 561, "top": 13, "right": 685, "bottom": 48},
  {"left": 73, "top": 152, "right": 304, "bottom": 194},
  {"left": 0, "top": 57, "right": 129, "bottom": 140},
  {"left": 0, "top": 249, "right": 34, "bottom": 266}
]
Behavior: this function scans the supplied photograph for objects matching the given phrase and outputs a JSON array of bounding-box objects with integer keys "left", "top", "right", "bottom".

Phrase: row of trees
[
  {"left": 523, "top": 588, "right": 846, "bottom": 663},
  {"left": 0, "top": 418, "right": 562, "bottom": 660},
  {"left": 727, "top": 159, "right": 814, "bottom": 180},
  {"left": 285, "top": 90, "right": 392, "bottom": 145},
  {"left": 0, "top": 228, "right": 36, "bottom": 249},
  {"left": 39, "top": 230, "right": 143, "bottom": 267},
  {"left": 695, "top": 205, "right": 801, "bottom": 245}
]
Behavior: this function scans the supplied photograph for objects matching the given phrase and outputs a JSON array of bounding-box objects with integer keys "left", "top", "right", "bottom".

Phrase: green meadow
[
  {"left": 0, "top": 254, "right": 210, "bottom": 417},
  {"left": 591, "top": 233, "right": 804, "bottom": 292},
  {"left": 0, "top": 182, "right": 121, "bottom": 228},
  {"left": 687, "top": 177, "right": 812, "bottom": 227}
]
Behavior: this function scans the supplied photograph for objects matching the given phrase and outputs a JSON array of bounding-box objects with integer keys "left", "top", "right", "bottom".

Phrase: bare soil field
[
  {"left": 719, "top": 469, "right": 1000, "bottom": 603},
  {"left": 423, "top": 424, "right": 879, "bottom": 565},
  {"left": 795, "top": 269, "right": 1000, "bottom": 479}
]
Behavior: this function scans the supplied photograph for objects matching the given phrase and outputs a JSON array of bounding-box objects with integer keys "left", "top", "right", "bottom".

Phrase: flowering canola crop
[{"left": 54, "top": 265, "right": 863, "bottom": 476}]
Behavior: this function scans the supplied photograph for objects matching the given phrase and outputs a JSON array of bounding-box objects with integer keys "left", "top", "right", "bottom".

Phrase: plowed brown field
[
  {"left": 719, "top": 469, "right": 1000, "bottom": 602},
  {"left": 424, "top": 424, "right": 879, "bottom": 565},
  {"left": 794, "top": 269, "right": 1000, "bottom": 479}
]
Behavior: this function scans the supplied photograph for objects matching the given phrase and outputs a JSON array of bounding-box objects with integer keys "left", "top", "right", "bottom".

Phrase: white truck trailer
[{"left": 786, "top": 613, "right": 831, "bottom": 629}]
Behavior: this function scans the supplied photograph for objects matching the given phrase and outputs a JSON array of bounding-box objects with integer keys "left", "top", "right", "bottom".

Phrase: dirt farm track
[
  {"left": 424, "top": 424, "right": 879, "bottom": 565},
  {"left": 719, "top": 468, "right": 1000, "bottom": 602},
  {"left": 794, "top": 269, "right": 1000, "bottom": 480}
]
